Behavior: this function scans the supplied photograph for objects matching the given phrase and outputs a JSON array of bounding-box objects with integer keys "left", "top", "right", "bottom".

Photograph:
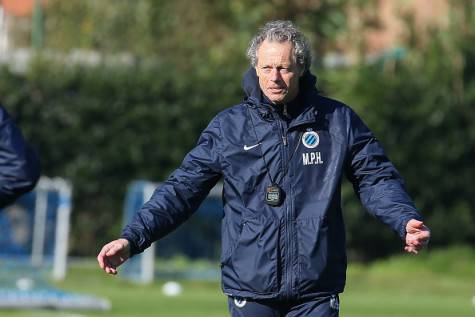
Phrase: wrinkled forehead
[{"left": 256, "top": 40, "right": 296, "bottom": 65}]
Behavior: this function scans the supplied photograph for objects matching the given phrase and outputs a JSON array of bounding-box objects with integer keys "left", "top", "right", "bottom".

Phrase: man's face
[{"left": 255, "top": 40, "right": 304, "bottom": 105}]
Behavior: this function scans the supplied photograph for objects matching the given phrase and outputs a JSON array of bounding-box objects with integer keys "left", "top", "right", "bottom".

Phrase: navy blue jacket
[
  {"left": 0, "top": 105, "right": 40, "bottom": 208},
  {"left": 122, "top": 68, "right": 422, "bottom": 300}
]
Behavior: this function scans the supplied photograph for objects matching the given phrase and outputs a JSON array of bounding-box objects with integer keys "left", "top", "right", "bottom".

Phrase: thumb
[{"left": 105, "top": 243, "right": 123, "bottom": 257}]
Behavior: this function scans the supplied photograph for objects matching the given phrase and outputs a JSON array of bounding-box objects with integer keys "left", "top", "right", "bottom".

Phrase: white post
[
  {"left": 139, "top": 183, "right": 156, "bottom": 284},
  {"left": 51, "top": 178, "right": 72, "bottom": 281},
  {"left": 31, "top": 177, "right": 50, "bottom": 266}
]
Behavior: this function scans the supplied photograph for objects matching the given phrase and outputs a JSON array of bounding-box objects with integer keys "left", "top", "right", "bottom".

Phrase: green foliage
[
  {"left": 0, "top": 0, "right": 351, "bottom": 256},
  {"left": 42, "top": 0, "right": 349, "bottom": 67},
  {"left": 0, "top": 60, "right": 239, "bottom": 255},
  {"left": 321, "top": 6, "right": 475, "bottom": 258},
  {"left": 1, "top": 1, "right": 473, "bottom": 259}
]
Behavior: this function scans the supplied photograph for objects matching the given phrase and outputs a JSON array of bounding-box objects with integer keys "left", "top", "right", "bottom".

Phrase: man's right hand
[{"left": 97, "top": 238, "right": 131, "bottom": 275}]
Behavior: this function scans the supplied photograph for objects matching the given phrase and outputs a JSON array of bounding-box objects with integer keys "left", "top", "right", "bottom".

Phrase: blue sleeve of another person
[{"left": 0, "top": 105, "right": 41, "bottom": 208}]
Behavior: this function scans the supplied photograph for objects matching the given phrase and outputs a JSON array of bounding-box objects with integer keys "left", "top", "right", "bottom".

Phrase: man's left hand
[{"left": 405, "top": 219, "right": 430, "bottom": 254}]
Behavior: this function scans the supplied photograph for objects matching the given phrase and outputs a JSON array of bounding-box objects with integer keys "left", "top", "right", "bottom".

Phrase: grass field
[{"left": 0, "top": 247, "right": 474, "bottom": 317}]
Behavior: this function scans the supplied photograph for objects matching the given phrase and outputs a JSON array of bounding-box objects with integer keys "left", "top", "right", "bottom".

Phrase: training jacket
[
  {"left": 121, "top": 68, "right": 422, "bottom": 300},
  {"left": 0, "top": 105, "right": 40, "bottom": 208}
]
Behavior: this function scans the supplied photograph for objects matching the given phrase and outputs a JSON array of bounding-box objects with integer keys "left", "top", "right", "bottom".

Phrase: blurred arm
[{"left": 0, "top": 105, "right": 41, "bottom": 208}]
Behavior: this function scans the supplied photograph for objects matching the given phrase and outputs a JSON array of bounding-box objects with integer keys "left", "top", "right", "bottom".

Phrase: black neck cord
[{"left": 246, "top": 106, "right": 302, "bottom": 186}]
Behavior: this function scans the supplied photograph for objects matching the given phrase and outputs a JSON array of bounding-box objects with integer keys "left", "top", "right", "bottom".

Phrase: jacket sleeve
[
  {"left": 344, "top": 108, "right": 422, "bottom": 239},
  {"left": 121, "top": 115, "right": 223, "bottom": 256},
  {"left": 0, "top": 106, "right": 41, "bottom": 209}
]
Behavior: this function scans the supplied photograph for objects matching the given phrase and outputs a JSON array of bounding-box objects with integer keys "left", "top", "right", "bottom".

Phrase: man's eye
[{"left": 262, "top": 67, "right": 271, "bottom": 73}]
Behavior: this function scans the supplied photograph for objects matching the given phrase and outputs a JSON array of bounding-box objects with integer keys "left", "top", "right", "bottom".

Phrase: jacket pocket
[
  {"left": 221, "top": 216, "right": 278, "bottom": 294},
  {"left": 296, "top": 216, "right": 328, "bottom": 292},
  {"left": 296, "top": 216, "right": 346, "bottom": 293}
]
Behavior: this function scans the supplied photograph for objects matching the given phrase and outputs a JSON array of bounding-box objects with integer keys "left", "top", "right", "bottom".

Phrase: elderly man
[{"left": 98, "top": 21, "right": 430, "bottom": 316}]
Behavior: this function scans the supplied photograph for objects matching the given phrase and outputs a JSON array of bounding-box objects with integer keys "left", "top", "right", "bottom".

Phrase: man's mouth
[{"left": 269, "top": 87, "right": 285, "bottom": 93}]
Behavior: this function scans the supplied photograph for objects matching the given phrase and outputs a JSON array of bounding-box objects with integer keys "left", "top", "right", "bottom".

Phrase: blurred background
[{"left": 0, "top": 0, "right": 474, "bottom": 316}]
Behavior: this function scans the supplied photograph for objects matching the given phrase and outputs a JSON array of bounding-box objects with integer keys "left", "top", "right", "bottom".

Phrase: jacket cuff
[{"left": 120, "top": 234, "right": 141, "bottom": 258}]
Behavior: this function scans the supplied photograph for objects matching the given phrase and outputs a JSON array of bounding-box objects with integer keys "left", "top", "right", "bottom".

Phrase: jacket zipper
[
  {"left": 282, "top": 105, "right": 289, "bottom": 146},
  {"left": 276, "top": 114, "right": 293, "bottom": 299},
  {"left": 287, "top": 151, "right": 296, "bottom": 298}
]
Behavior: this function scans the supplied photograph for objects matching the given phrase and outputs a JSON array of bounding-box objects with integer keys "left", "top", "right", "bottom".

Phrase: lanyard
[{"left": 246, "top": 106, "right": 302, "bottom": 187}]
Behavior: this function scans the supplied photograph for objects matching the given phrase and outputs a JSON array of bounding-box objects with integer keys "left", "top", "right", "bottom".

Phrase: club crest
[{"left": 302, "top": 131, "right": 320, "bottom": 148}]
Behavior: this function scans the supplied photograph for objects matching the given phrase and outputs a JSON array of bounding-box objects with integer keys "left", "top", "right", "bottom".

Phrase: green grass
[
  {"left": 341, "top": 246, "right": 475, "bottom": 317},
  {"left": 0, "top": 247, "right": 474, "bottom": 317}
]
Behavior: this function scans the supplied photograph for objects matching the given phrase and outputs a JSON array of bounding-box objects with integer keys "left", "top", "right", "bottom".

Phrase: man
[
  {"left": 0, "top": 104, "right": 40, "bottom": 208},
  {"left": 98, "top": 21, "right": 430, "bottom": 316}
]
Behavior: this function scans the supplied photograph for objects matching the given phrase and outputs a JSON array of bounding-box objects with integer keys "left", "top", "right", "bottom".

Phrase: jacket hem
[
  {"left": 222, "top": 284, "right": 346, "bottom": 300},
  {"left": 222, "top": 288, "right": 280, "bottom": 300}
]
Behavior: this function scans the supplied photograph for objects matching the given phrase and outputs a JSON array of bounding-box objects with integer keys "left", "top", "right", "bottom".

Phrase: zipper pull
[{"left": 282, "top": 135, "right": 288, "bottom": 146}]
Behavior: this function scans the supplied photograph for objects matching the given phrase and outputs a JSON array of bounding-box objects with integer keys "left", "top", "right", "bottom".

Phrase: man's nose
[{"left": 270, "top": 68, "right": 282, "bottom": 81}]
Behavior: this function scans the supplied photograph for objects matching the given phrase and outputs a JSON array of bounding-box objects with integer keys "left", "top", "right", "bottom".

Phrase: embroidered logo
[
  {"left": 234, "top": 298, "right": 247, "bottom": 308},
  {"left": 243, "top": 143, "right": 261, "bottom": 151},
  {"left": 302, "top": 131, "right": 320, "bottom": 148}
]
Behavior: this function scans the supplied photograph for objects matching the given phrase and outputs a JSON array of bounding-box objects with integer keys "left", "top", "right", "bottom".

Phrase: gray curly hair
[{"left": 247, "top": 20, "right": 312, "bottom": 71}]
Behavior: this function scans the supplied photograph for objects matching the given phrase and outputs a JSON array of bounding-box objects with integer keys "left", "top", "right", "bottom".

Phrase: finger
[
  {"left": 97, "top": 245, "right": 112, "bottom": 269},
  {"left": 404, "top": 244, "right": 419, "bottom": 254},
  {"left": 107, "top": 264, "right": 117, "bottom": 275},
  {"left": 417, "top": 237, "right": 430, "bottom": 248},
  {"left": 406, "top": 234, "right": 420, "bottom": 246},
  {"left": 104, "top": 260, "right": 118, "bottom": 274},
  {"left": 413, "top": 220, "right": 424, "bottom": 228},
  {"left": 421, "top": 234, "right": 430, "bottom": 244},
  {"left": 420, "top": 230, "right": 431, "bottom": 239},
  {"left": 406, "top": 228, "right": 430, "bottom": 243},
  {"left": 411, "top": 242, "right": 422, "bottom": 250},
  {"left": 406, "top": 220, "right": 424, "bottom": 233},
  {"left": 97, "top": 254, "right": 105, "bottom": 269},
  {"left": 406, "top": 227, "right": 420, "bottom": 234},
  {"left": 99, "top": 242, "right": 114, "bottom": 257},
  {"left": 105, "top": 242, "right": 124, "bottom": 257},
  {"left": 414, "top": 231, "right": 430, "bottom": 244},
  {"left": 415, "top": 242, "right": 428, "bottom": 252}
]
